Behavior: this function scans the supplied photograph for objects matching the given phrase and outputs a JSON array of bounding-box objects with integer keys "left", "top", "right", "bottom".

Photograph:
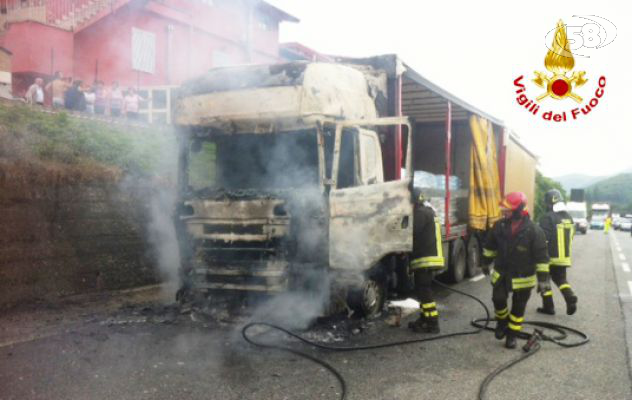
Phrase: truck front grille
[{"left": 203, "top": 224, "right": 264, "bottom": 235}]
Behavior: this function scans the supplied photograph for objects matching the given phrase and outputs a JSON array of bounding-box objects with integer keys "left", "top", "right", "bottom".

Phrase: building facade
[{"left": 0, "top": 0, "right": 297, "bottom": 99}]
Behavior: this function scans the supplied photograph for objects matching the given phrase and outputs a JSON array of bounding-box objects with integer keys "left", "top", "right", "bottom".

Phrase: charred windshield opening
[{"left": 186, "top": 130, "right": 319, "bottom": 194}]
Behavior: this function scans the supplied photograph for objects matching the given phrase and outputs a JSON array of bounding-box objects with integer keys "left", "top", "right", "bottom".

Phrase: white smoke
[{"left": 147, "top": 180, "right": 181, "bottom": 296}]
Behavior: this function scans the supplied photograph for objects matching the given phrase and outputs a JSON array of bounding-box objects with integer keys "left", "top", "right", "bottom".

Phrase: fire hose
[{"left": 241, "top": 280, "right": 589, "bottom": 400}]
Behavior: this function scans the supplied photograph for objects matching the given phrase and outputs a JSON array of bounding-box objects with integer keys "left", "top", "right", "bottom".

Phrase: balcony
[{"left": 0, "top": 0, "right": 117, "bottom": 31}]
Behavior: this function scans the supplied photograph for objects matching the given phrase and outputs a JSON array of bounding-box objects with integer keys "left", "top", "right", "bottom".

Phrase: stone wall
[{"left": 0, "top": 160, "right": 159, "bottom": 308}]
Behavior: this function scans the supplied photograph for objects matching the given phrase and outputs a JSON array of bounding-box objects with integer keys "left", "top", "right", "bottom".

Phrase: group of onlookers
[{"left": 25, "top": 72, "right": 148, "bottom": 120}]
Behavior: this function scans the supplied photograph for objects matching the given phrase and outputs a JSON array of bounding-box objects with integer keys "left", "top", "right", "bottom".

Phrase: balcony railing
[{"left": 0, "top": 0, "right": 114, "bottom": 30}]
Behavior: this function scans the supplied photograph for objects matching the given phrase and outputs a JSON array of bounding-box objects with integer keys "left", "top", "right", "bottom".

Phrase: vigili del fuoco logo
[{"left": 513, "top": 19, "right": 607, "bottom": 122}]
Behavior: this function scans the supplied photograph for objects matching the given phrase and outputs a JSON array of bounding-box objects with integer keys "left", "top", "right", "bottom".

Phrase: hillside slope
[
  {"left": 555, "top": 173, "right": 606, "bottom": 192},
  {"left": 586, "top": 173, "right": 632, "bottom": 212}
]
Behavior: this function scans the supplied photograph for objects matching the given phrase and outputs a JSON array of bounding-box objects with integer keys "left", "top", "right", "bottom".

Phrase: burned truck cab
[{"left": 174, "top": 62, "right": 413, "bottom": 315}]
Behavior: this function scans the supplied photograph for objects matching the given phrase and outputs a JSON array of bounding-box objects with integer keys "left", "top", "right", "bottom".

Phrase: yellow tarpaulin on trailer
[{"left": 469, "top": 115, "right": 502, "bottom": 230}]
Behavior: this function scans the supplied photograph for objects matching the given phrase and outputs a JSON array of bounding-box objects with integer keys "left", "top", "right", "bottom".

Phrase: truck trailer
[{"left": 173, "top": 55, "right": 537, "bottom": 316}]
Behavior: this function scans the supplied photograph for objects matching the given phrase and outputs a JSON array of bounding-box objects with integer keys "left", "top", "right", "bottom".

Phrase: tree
[{"left": 534, "top": 170, "right": 566, "bottom": 220}]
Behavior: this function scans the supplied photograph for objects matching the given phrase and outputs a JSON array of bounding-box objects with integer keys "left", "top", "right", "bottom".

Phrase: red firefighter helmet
[{"left": 500, "top": 192, "right": 528, "bottom": 211}]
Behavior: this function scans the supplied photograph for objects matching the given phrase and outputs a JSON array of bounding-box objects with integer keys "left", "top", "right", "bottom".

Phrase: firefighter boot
[
  {"left": 537, "top": 292, "right": 555, "bottom": 315},
  {"left": 408, "top": 313, "right": 426, "bottom": 330},
  {"left": 494, "top": 318, "right": 508, "bottom": 340},
  {"left": 564, "top": 293, "right": 578, "bottom": 315},
  {"left": 505, "top": 330, "right": 517, "bottom": 349},
  {"left": 560, "top": 284, "right": 578, "bottom": 315},
  {"left": 408, "top": 315, "right": 440, "bottom": 334}
]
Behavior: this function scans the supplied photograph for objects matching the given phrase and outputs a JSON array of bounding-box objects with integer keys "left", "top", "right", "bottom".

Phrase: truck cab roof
[{"left": 175, "top": 62, "right": 378, "bottom": 131}]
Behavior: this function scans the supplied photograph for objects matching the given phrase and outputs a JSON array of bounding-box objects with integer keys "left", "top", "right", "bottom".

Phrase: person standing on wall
[
  {"left": 408, "top": 190, "right": 445, "bottom": 334},
  {"left": 64, "top": 80, "right": 86, "bottom": 112},
  {"left": 108, "top": 81, "right": 123, "bottom": 117},
  {"left": 94, "top": 81, "right": 107, "bottom": 115},
  {"left": 45, "top": 72, "right": 68, "bottom": 109},
  {"left": 537, "top": 189, "right": 578, "bottom": 316},
  {"left": 123, "top": 87, "right": 148, "bottom": 121},
  {"left": 25, "top": 78, "right": 44, "bottom": 106},
  {"left": 481, "top": 192, "right": 550, "bottom": 349}
]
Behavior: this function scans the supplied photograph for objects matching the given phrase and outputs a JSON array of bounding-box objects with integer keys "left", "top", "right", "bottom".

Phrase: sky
[{"left": 267, "top": 0, "right": 631, "bottom": 178}]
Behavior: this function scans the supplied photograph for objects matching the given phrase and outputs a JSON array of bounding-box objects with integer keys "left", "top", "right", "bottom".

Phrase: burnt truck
[{"left": 173, "top": 55, "right": 536, "bottom": 316}]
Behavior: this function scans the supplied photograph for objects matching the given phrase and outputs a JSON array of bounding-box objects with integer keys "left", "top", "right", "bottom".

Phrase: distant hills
[
  {"left": 555, "top": 173, "right": 607, "bottom": 192},
  {"left": 553, "top": 171, "right": 632, "bottom": 212},
  {"left": 584, "top": 173, "right": 632, "bottom": 212}
]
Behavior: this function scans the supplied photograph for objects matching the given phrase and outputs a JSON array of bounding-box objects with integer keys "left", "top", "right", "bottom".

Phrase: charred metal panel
[
  {"left": 329, "top": 179, "right": 413, "bottom": 273},
  {"left": 181, "top": 190, "right": 328, "bottom": 293},
  {"left": 175, "top": 63, "right": 377, "bottom": 130}
]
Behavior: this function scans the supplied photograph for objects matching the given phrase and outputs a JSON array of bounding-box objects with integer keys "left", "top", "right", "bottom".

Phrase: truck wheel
[
  {"left": 466, "top": 236, "right": 481, "bottom": 277},
  {"left": 448, "top": 238, "right": 467, "bottom": 283},
  {"left": 348, "top": 278, "right": 386, "bottom": 319}
]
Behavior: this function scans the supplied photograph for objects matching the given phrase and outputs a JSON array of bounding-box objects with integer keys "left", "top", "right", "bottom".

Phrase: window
[
  {"left": 337, "top": 129, "right": 358, "bottom": 189},
  {"left": 257, "top": 13, "right": 276, "bottom": 31},
  {"left": 359, "top": 131, "right": 381, "bottom": 185}
]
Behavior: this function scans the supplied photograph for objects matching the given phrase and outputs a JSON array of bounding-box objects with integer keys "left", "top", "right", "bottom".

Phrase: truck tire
[
  {"left": 466, "top": 236, "right": 481, "bottom": 277},
  {"left": 448, "top": 238, "right": 467, "bottom": 283},
  {"left": 348, "top": 278, "right": 386, "bottom": 319}
]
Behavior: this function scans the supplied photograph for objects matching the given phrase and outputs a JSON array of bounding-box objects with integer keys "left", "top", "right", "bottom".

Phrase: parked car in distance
[
  {"left": 614, "top": 217, "right": 622, "bottom": 230},
  {"left": 620, "top": 218, "right": 632, "bottom": 232}
]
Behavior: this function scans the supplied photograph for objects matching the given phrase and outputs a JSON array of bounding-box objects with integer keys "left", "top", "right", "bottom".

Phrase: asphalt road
[{"left": 1, "top": 230, "right": 631, "bottom": 400}]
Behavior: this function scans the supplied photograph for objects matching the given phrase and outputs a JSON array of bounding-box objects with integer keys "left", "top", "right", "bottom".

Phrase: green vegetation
[
  {"left": 188, "top": 141, "right": 216, "bottom": 190},
  {"left": 534, "top": 170, "right": 566, "bottom": 220},
  {"left": 585, "top": 173, "right": 632, "bottom": 214},
  {"left": 0, "top": 103, "right": 176, "bottom": 176}
]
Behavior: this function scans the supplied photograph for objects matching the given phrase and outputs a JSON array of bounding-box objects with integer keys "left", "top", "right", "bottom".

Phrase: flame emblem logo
[{"left": 533, "top": 20, "right": 588, "bottom": 103}]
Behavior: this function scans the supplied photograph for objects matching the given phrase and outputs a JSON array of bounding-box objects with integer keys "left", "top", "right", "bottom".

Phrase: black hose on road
[{"left": 241, "top": 280, "right": 589, "bottom": 400}]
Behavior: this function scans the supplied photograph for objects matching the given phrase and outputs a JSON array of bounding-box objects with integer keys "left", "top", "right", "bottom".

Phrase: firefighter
[
  {"left": 481, "top": 192, "right": 550, "bottom": 349},
  {"left": 408, "top": 190, "right": 445, "bottom": 334},
  {"left": 604, "top": 215, "right": 612, "bottom": 234},
  {"left": 537, "top": 189, "right": 578, "bottom": 315}
]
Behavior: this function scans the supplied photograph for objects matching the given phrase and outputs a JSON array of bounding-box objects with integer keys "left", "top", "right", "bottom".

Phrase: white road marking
[
  {"left": 619, "top": 253, "right": 626, "bottom": 261},
  {"left": 623, "top": 262, "right": 631, "bottom": 273},
  {"left": 628, "top": 281, "right": 632, "bottom": 296},
  {"left": 469, "top": 274, "right": 485, "bottom": 282}
]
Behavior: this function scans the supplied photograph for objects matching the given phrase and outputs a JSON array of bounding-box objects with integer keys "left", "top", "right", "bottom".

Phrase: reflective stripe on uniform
[
  {"left": 428, "top": 310, "right": 438, "bottom": 317},
  {"left": 512, "top": 275, "right": 536, "bottom": 290},
  {"left": 411, "top": 219, "right": 445, "bottom": 269},
  {"left": 509, "top": 314, "right": 524, "bottom": 323},
  {"left": 434, "top": 219, "right": 444, "bottom": 260},
  {"left": 483, "top": 248, "right": 497, "bottom": 258},
  {"left": 508, "top": 322, "right": 522, "bottom": 331},
  {"left": 495, "top": 307, "right": 509, "bottom": 319},
  {"left": 556, "top": 219, "right": 574, "bottom": 265},
  {"left": 536, "top": 263, "right": 550, "bottom": 273},
  {"left": 411, "top": 256, "right": 445, "bottom": 268},
  {"left": 491, "top": 270, "right": 501, "bottom": 285},
  {"left": 543, "top": 290, "right": 553, "bottom": 297},
  {"left": 550, "top": 257, "right": 571, "bottom": 266},
  {"left": 559, "top": 283, "right": 571, "bottom": 291},
  {"left": 421, "top": 302, "right": 437, "bottom": 309}
]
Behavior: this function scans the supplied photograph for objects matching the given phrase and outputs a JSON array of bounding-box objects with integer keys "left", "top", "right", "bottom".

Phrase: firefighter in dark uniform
[
  {"left": 537, "top": 189, "right": 578, "bottom": 315},
  {"left": 408, "top": 191, "right": 445, "bottom": 334},
  {"left": 482, "top": 192, "right": 550, "bottom": 349}
]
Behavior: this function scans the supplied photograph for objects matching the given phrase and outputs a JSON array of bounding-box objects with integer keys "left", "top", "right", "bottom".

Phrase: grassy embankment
[{"left": 0, "top": 102, "right": 176, "bottom": 178}]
